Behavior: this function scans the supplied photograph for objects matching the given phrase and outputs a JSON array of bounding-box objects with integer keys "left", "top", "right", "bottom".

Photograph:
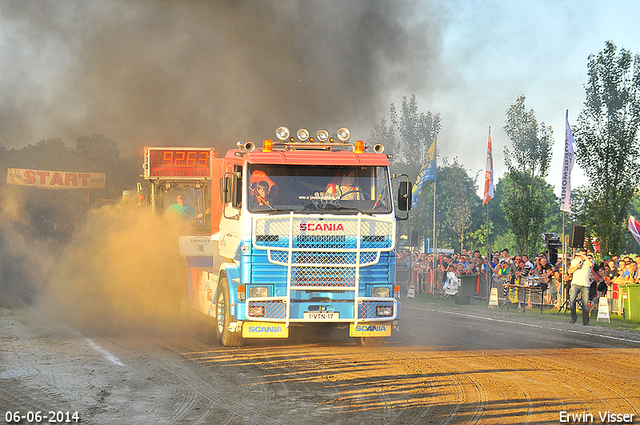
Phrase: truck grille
[
  {"left": 291, "top": 266, "right": 356, "bottom": 288},
  {"left": 253, "top": 214, "right": 394, "bottom": 289},
  {"left": 254, "top": 215, "right": 393, "bottom": 250},
  {"left": 269, "top": 250, "right": 379, "bottom": 266}
]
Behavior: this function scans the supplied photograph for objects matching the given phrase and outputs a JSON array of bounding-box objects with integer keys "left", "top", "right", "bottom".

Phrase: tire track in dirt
[
  {"left": 376, "top": 348, "right": 450, "bottom": 424},
  {"left": 408, "top": 353, "right": 484, "bottom": 425},
  {"left": 548, "top": 349, "right": 640, "bottom": 417},
  {"left": 0, "top": 314, "right": 97, "bottom": 424},
  {"left": 257, "top": 345, "right": 334, "bottom": 418},
  {"left": 292, "top": 344, "right": 396, "bottom": 421},
  {"left": 317, "top": 345, "right": 432, "bottom": 424},
  {"left": 450, "top": 352, "right": 556, "bottom": 424},
  {"left": 137, "top": 339, "right": 274, "bottom": 424},
  {"left": 437, "top": 356, "right": 488, "bottom": 425},
  {"left": 98, "top": 337, "right": 212, "bottom": 424},
  {"left": 475, "top": 351, "right": 570, "bottom": 423},
  {"left": 4, "top": 305, "right": 640, "bottom": 424}
]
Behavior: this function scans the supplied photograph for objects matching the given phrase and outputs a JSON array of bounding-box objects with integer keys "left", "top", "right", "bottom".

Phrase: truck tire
[
  {"left": 215, "top": 277, "right": 244, "bottom": 347},
  {"left": 359, "top": 337, "right": 385, "bottom": 347}
]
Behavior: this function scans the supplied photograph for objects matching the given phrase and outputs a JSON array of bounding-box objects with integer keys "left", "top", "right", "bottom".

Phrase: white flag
[
  {"left": 560, "top": 111, "right": 575, "bottom": 213},
  {"left": 482, "top": 127, "right": 494, "bottom": 206}
]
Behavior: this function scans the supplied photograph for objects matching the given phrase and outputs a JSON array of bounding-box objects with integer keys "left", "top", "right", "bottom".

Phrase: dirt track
[{"left": 1, "top": 303, "right": 639, "bottom": 424}]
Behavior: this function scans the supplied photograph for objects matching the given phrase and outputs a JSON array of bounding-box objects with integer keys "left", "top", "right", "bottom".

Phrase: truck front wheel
[{"left": 215, "top": 277, "right": 244, "bottom": 347}]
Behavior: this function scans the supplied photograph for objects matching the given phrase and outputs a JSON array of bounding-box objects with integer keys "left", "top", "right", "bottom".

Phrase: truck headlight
[
  {"left": 297, "top": 128, "right": 310, "bottom": 142},
  {"left": 376, "top": 305, "right": 394, "bottom": 317},
  {"left": 316, "top": 129, "right": 330, "bottom": 142},
  {"left": 249, "top": 286, "right": 269, "bottom": 298},
  {"left": 276, "top": 126, "right": 290, "bottom": 141},
  {"left": 248, "top": 305, "right": 265, "bottom": 317},
  {"left": 336, "top": 127, "right": 351, "bottom": 142},
  {"left": 372, "top": 287, "right": 390, "bottom": 298}
]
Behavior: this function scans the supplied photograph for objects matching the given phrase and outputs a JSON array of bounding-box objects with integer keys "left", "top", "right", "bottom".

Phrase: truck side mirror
[
  {"left": 220, "top": 171, "right": 242, "bottom": 220},
  {"left": 398, "top": 181, "right": 413, "bottom": 212},
  {"left": 220, "top": 176, "right": 231, "bottom": 204}
]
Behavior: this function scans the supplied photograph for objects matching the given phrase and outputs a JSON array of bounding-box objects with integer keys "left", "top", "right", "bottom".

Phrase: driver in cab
[
  {"left": 325, "top": 171, "right": 361, "bottom": 200},
  {"left": 250, "top": 180, "right": 272, "bottom": 208}
]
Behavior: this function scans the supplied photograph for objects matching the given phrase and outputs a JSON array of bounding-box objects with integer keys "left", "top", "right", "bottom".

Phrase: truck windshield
[{"left": 247, "top": 164, "right": 392, "bottom": 214}]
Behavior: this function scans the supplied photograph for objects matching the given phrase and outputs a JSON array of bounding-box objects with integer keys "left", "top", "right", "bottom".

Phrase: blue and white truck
[{"left": 143, "top": 127, "right": 411, "bottom": 347}]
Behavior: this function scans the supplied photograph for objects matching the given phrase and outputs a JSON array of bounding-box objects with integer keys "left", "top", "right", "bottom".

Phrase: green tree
[
  {"left": 489, "top": 175, "right": 563, "bottom": 255},
  {"left": 15, "top": 138, "right": 75, "bottom": 170},
  {"left": 404, "top": 158, "right": 482, "bottom": 251},
  {"left": 488, "top": 176, "right": 511, "bottom": 242},
  {"left": 76, "top": 134, "right": 120, "bottom": 171},
  {"left": 370, "top": 95, "right": 441, "bottom": 174},
  {"left": 369, "top": 94, "right": 441, "bottom": 246},
  {"left": 574, "top": 40, "right": 640, "bottom": 256},
  {"left": 502, "top": 94, "right": 554, "bottom": 256},
  {"left": 394, "top": 95, "right": 441, "bottom": 167},
  {"left": 436, "top": 158, "right": 481, "bottom": 251}
]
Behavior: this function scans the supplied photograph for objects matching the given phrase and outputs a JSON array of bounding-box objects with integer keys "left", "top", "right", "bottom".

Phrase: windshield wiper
[
  {"left": 314, "top": 205, "right": 363, "bottom": 214},
  {"left": 332, "top": 206, "right": 361, "bottom": 212},
  {"left": 302, "top": 203, "right": 319, "bottom": 211},
  {"left": 266, "top": 208, "right": 299, "bottom": 215}
]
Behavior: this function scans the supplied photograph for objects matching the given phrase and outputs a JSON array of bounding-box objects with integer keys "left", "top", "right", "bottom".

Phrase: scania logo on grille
[{"left": 300, "top": 223, "right": 345, "bottom": 231}]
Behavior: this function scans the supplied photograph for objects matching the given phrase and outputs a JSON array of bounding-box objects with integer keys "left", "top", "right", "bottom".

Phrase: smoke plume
[{"left": 0, "top": 0, "right": 442, "bottom": 153}]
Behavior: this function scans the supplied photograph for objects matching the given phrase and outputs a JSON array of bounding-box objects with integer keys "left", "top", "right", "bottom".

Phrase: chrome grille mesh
[
  {"left": 249, "top": 213, "right": 397, "bottom": 323},
  {"left": 247, "top": 299, "right": 286, "bottom": 319},
  {"left": 254, "top": 214, "right": 393, "bottom": 289},
  {"left": 359, "top": 300, "right": 395, "bottom": 319}
]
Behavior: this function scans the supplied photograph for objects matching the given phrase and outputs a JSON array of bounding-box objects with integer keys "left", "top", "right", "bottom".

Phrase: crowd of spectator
[{"left": 395, "top": 246, "right": 640, "bottom": 308}]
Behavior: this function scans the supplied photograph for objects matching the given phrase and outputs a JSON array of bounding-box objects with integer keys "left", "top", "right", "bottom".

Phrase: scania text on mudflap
[{"left": 142, "top": 127, "right": 412, "bottom": 347}]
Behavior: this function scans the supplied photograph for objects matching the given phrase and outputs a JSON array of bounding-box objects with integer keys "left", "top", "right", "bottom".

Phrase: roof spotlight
[
  {"left": 296, "top": 128, "right": 310, "bottom": 142},
  {"left": 275, "top": 126, "right": 290, "bottom": 141},
  {"left": 316, "top": 129, "right": 330, "bottom": 142},
  {"left": 336, "top": 127, "right": 351, "bottom": 142}
]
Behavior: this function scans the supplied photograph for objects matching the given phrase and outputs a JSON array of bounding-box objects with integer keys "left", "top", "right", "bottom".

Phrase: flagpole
[
  {"left": 486, "top": 201, "right": 491, "bottom": 296},
  {"left": 561, "top": 211, "right": 566, "bottom": 308},
  {"left": 560, "top": 109, "right": 576, "bottom": 310},
  {"left": 432, "top": 137, "right": 437, "bottom": 296},
  {"left": 483, "top": 126, "right": 494, "bottom": 298},
  {"left": 561, "top": 110, "right": 568, "bottom": 309},
  {"left": 486, "top": 126, "right": 491, "bottom": 298}
]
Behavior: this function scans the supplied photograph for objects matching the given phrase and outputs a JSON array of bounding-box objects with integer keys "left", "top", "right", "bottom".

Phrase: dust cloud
[
  {"left": 33, "top": 202, "right": 195, "bottom": 335},
  {"left": 0, "top": 187, "right": 60, "bottom": 306}
]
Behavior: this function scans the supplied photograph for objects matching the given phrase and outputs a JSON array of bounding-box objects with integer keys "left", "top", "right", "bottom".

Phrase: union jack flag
[{"left": 629, "top": 216, "right": 640, "bottom": 247}]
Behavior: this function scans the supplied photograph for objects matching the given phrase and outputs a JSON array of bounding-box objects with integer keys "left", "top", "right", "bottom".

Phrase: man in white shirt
[
  {"left": 522, "top": 255, "right": 534, "bottom": 271},
  {"left": 567, "top": 248, "right": 593, "bottom": 326}
]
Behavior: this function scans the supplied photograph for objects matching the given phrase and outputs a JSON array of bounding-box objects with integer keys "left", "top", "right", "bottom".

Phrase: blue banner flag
[{"left": 412, "top": 139, "right": 436, "bottom": 208}]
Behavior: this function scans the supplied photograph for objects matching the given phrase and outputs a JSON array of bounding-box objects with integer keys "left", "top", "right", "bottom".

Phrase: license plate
[{"left": 303, "top": 312, "right": 339, "bottom": 320}]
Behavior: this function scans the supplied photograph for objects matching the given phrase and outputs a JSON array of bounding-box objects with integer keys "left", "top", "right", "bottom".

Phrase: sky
[
  {"left": 1, "top": 0, "right": 640, "bottom": 198},
  {"left": 425, "top": 0, "right": 640, "bottom": 196}
]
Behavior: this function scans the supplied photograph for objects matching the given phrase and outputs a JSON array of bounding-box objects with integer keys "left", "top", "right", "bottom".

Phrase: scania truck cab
[{"left": 145, "top": 126, "right": 411, "bottom": 347}]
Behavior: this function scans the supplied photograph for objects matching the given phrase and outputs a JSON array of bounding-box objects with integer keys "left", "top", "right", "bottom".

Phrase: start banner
[{"left": 6, "top": 168, "right": 106, "bottom": 189}]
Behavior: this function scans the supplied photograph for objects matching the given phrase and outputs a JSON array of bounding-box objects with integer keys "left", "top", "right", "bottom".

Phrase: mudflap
[
  {"left": 349, "top": 322, "right": 393, "bottom": 337},
  {"left": 242, "top": 321, "right": 289, "bottom": 338}
]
